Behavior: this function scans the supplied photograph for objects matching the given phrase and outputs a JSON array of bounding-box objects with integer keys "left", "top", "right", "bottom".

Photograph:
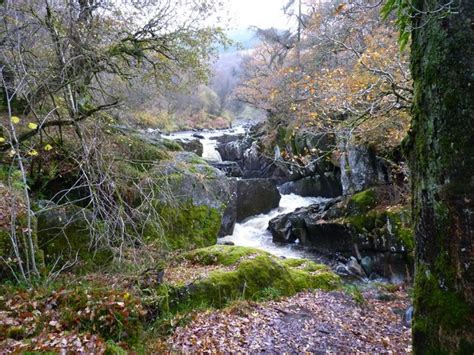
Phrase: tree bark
[{"left": 406, "top": 0, "right": 474, "bottom": 353}]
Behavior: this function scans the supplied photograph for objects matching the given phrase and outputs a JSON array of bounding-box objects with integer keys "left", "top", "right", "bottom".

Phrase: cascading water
[
  {"left": 168, "top": 126, "right": 246, "bottom": 162},
  {"left": 170, "top": 126, "right": 327, "bottom": 260},
  {"left": 220, "top": 193, "right": 329, "bottom": 259}
]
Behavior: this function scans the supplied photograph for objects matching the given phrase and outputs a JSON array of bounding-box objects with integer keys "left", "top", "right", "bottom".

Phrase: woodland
[{"left": 0, "top": 0, "right": 472, "bottom": 353}]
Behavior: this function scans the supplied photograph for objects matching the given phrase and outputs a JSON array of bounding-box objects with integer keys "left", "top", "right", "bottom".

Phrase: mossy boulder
[
  {"left": 144, "top": 152, "right": 235, "bottom": 249},
  {"left": 346, "top": 188, "right": 377, "bottom": 215},
  {"left": 147, "top": 202, "right": 222, "bottom": 250},
  {"left": 164, "top": 245, "right": 340, "bottom": 311},
  {"left": 345, "top": 205, "right": 414, "bottom": 253},
  {"left": 36, "top": 202, "right": 112, "bottom": 270}
]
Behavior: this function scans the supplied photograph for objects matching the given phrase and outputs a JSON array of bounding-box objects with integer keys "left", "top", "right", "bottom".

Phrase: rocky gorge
[{"left": 172, "top": 123, "right": 414, "bottom": 282}]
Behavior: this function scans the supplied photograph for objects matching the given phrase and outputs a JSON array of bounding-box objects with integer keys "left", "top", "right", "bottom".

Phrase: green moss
[
  {"left": 105, "top": 340, "right": 128, "bottom": 355},
  {"left": 165, "top": 246, "right": 340, "bottom": 312},
  {"left": 344, "top": 205, "right": 414, "bottom": 252},
  {"left": 7, "top": 325, "right": 26, "bottom": 340},
  {"left": 182, "top": 245, "right": 262, "bottom": 266},
  {"left": 346, "top": 189, "right": 377, "bottom": 215},
  {"left": 280, "top": 258, "right": 328, "bottom": 272},
  {"left": 161, "top": 138, "right": 183, "bottom": 152},
  {"left": 37, "top": 206, "right": 112, "bottom": 271},
  {"left": 147, "top": 202, "right": 221, "bottom": 250},
  {"left": 413, "top": 264, "right": 471, "bottom": 345}
]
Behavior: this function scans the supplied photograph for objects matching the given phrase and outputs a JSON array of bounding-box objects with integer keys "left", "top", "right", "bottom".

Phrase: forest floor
[{"left": 167, "top": 286, "right": 412, "bottom": 353}]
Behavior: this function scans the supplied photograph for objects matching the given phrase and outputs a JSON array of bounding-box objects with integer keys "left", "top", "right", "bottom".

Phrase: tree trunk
[{"left": 406, "top": 0, "right": 474, "bottom": 353}]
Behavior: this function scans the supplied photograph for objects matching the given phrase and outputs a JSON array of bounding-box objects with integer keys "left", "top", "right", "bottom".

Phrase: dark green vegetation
[
  {"left": 403, "top": 0, "right": 474, "bottom": 352},
  {"left": 167, "top": 246, "right": 340, "bottom": 310}
]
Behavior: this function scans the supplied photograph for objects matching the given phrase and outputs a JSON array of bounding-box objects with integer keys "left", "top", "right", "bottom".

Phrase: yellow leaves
[
  {"left": 0, "top": 137, "right": 5, "bottom": 143},
  {"left": 28, "top": 149, "right": 39, "bottom": 157},
  {"left": 8, "top": 149, "right": 16, "bottom": 157},
  {"left": 28, "top": 122, "right": 38, "bottom": 130},
  {"left": 44, "top": 144, "right": 53, "bottom": 151},
  {"left": 11, "top": 116, "right": 20, "bottom": 124}
]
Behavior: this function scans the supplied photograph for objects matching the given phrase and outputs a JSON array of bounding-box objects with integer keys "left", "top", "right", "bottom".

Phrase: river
[{"left": 168, "top": 126, "right": 330, "bottom": 261}]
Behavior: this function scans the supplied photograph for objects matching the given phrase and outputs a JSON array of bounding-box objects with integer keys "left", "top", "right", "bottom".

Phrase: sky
[{"left": 226, "top": 0, "right": 292, "bottom": 30}]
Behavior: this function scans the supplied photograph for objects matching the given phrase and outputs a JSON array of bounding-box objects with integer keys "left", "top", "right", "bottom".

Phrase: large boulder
[
  {"left": 268, "top": 189, "right": 414, "bottom": 279},
  {"left": 211, "top": 133, "right": 244, "bottom": 144},
  {"left": 216, "top": 137, "right": 252, "bottom": 162},
  {"left": 339, "top": 136, "right": 390, "bottom": 195},
  {"left": 235, "top": 179, "right": 281, "bottom": 222},
  {"left": 36, "top": 202, "right": 112, "bottom": 269},
  {"left": 279, "top": 173, "right": 342, "bottom": 197},
  {"left": 151, "top": 152, "right": 235, "bottom": 248},
  {"left": 163, "top": 246, "right": 340, "bottom": 311}
]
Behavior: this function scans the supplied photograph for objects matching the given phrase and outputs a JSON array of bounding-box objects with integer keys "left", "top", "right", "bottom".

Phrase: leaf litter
[{"left": 168, "top": 287, "right": 412, "bottom": 353}]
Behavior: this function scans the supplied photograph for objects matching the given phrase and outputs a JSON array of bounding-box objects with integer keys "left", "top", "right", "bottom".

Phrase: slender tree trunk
[{"left": 407, "top": 0, "right": 474, "bottom": 353}]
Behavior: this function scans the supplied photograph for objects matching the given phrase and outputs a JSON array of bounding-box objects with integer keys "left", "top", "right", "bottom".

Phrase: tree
[
  {"left": 0, "top": 0, "right": 227, "bottom": 281},
  {"left": 403, "top": 0, "right": 474, "bottom": 352}
]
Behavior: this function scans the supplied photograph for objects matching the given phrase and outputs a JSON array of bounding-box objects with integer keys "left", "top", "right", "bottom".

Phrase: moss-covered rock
[
  {"left": 346, "top": 188, "right": 377, "bottom": 215},
  {"left": 181, "top": 245, "right": 261, "bottom": 266},
  {"left": 345, "top": 205, "right": 414, "bottom": 253},
  {"left": 142, "top": 152, "right": 234, "bottom": 250},
  {"left": 36, "top": 203, "right": 112, "bottom": 270},
  {"left": 146, "top": 202, "right": 221, "bottom": 250},
  {"left": 164, "top": 246, "right": 340, "bottom": 312}
]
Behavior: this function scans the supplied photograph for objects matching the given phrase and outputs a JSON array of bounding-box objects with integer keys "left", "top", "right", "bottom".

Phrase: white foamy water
[
  {"left": 168, "top": 126, "right": 246, "bottom": 162},
  {"left": 221, "top": 193, "right": 329, "bottom": 259}
]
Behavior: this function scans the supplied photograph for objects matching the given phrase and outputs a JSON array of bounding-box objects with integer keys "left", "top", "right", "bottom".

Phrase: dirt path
[{"left": 168, "top": 288, "right": 412, "bottom": 353}]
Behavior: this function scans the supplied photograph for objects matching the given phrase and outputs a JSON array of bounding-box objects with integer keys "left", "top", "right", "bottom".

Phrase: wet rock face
[
  {"left": 278, "top": 174, "right": 342, "bottom": 198},
  {"left": 210, "top": 161, "right": 243, "bottom": 177},
  {"left": 267, "top": 191, "right": 414, "bottom": 280},
  {"left": 218, "top": 178, "right": 282, "bottom": 236},
  {"left": 235, "top": 179, "right": 281, "bottom": 222},
  {"left": 211, "top": 133, "right": 244, "bottom": 144},
  {"left": 216, "top": 134, "right": 291, "bottom": 183},
  {"left": 216, "top": 137, "right": 252, "bottom": 163},
  {"left": 339, "top": 140, "right": 390, "bottom": 195}
]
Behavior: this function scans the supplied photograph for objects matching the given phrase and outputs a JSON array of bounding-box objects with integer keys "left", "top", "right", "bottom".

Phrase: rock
[
  {"left": 269, "top": 200, "right": 353, "bottom": 253},
  {"left": 267, "top": 192, "right": 414, "bottom": 280},
  {"left": 216, "top": 135, "right": 290, "bottom": 182},
  {"left": 36, "top": 202, "right": 112, "bottom": 266},
  {"left": 216, "top": 137, "right": 251, "bottom": 162},
  {"left": 335, "top": 263, "right": 350, "bottom": 275},
  {"left": 211, "top": 134, "right": 244, "bottom": 144},
  {"left": 339, "top": 135, "right": 391, "bottom": 195},
  {"left": 153, "top": 152, "right": 236, "bottom": 247},
  {"left": 360, "top": 256, "right": 374, "bottom": 276},
  {"left": 210, "top": 161, "right": 243, "bottom": 177},
  {"left": 218, "top": 179, "right": 238, "bottom": 237},
  {"left": 279, "top": 173, "right": 342, "bottom": 197},
  {"left": 347, "top": 257, "right": 365, "bottom": 277},
  {"left": 235, "top": 179, "right": 281, "bottom": 222},
  {"left": 168, "top": 246, "right": 340, "bottom": 310},
  {"left": 175, "top": 138, "right": 203, "bottom": 157},
  {"left": 217, "top": 240, "right": 235, "bottom": 246},
  {"left": 192, "top": 133, "right": 205, "bottom": 139}
]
